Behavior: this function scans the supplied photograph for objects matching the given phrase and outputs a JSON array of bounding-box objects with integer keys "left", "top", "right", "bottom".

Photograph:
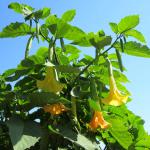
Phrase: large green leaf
[
  {"left": 36, "top": 46, "right": 48, "bottom": 57},
  {"left": 107, "top": 117, "right": 133, "bottom": 149},
  {"left": 64, "top": 25, "right": 86, "bottom": 40},
  {"left": 118, "top": 15, "right": 139, "bottom": 33},
  {"left": 0, "top": 22, "right": 33, "bottom": 38},
  {"left": 61, "top": 9, "right": 76, "bottom": 22},
  {"left": 115, "top": 41, "right": 150, "bottom": 58},
  {"left": 6, "top": 116, "right": 42, "bottom": 150},
  {"left": 125, "top": 29, "right": 146, "bottom": 43},
  {"left": 46, "top": 16, "right": 85, "bottom": 40},
  {"left": 135, "top": 135, "right": 150, "bottom": 148},
  {"left": 6, "top": 116, "right": 24, "bottom": 146},
  {"left": 65, "top": 45, "right": 81, "bottom": 54},
  {"left": 8, "top": 2, "right": 34, "bottom": 15},
  {"left": 56, "top": 20, "right": 71, "bottom": 38},
  {"left": 49, "top": 123, "right": 99, "bottom": 150}
]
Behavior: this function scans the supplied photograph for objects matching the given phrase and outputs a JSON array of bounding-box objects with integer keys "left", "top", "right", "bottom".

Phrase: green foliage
[
  {"left": 8, "top": 2, "right": 34, "bottom": 15},
  {"left": 115, "top": 41, "right": 150, "bottom": 58},
  {"left": 109, "top": 22, "right": 118, "bottom": 34},
  {"left": 118, "top": 15, "right": 139, "bottom": 33},
  {"left": 6, "top": 116, "right": 42, "bottom": 150},
  {"left": 108, "top": 117, "right": 133, "bottom": 149},
  {"left": 0, "top": 2, "right": 150, "bottom": 150},
  {"left": 0, "top": 22, "right": 33, "bottom": 38},
  {"left": 125, "top": 29, "right": 146, "bottom": 43},
  {"left": 61, "top": 9, "right": 76, "bottom": 22}
]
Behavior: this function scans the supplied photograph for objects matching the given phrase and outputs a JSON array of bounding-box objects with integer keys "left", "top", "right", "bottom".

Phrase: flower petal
[
  {"left": 43, "top": 103, "right": 68, "bottom": 115},
  {"left": 102, "top": 75, "right": 128, "bottom": 106},
  {"left": 89, "top": 111, "right": 110, "bottom": 130}
]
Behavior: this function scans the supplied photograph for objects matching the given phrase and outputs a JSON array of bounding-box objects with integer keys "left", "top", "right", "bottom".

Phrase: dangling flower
[
  {"left": 102, "top": 58, "right": 128, "bottom": 106},
  {"left": 43, "top": 103, "right": 68, "bottom": 115},
  {"left": 102, "top": 75, "right": 128, "bottom": 106},
  {"left": 89, "top": 111, "right": 110, "bottom": 130},
  {"left": 37, "top": 67, "right": 64, "bottom": 93}
]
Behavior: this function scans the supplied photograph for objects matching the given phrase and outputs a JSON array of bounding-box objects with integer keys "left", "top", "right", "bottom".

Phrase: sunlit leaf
[
  {"left": 118, "top": 15, "right": 139, "bottom": 33},
  {"left": 8, "top": 2, "right": 34, "bottom": 15},
  {"left": 115, "top": 41, "right": 150, "bottom": 58},
  {"left": 107, "top": 117, "right": 133, "bottom": 149},
  {"left": 6, "top": 116, "right": 43, "bottom": 150},
  {"left": 125, "top": 29, "right": 146, "bottom": 43},
  {"left": 61, "top": 9, "right": 76, "bottom": 22},
  {"left": 109, "top": 22, "right": 118, "bottom": 34},
  {"left": 0, "top": 22, "right": 33, "bottom": 38}
]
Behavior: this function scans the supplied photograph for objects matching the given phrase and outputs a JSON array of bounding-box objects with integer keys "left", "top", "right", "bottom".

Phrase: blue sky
[{"left": 0, "top": 0, "right": 150, "bottom": 133}]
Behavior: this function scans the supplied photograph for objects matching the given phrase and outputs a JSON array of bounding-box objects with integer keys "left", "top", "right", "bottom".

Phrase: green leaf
[
  {"left": 65, "top": 45, "right": 81, "bottom": 54},
  {"left": 34, "top": 8, "right": 51, "bottom": 19},
  {"left": 36, "top": 47, "right": 48, "bottom": 58},
  {"left": 50, "top": 123, "right": 99, "bottom": 150},
  {"left": 64, "top": 26, "right": 86, "bottom": 41},
  {"left": 6, "top": 116, "right": 43, "bottom": 150},
  {"left": 56, "top": 20, "right": 71, "bottom": 38},
  {"left": 2, "top": 69, "right": 16, "bottom": 78},
  {"left": 115, "top": 41, "right": 150, "bottom": 58},
  {"left": 40, "top": 24, "right": 49, "bottom": 41},
  {"left": 61, "top": 9, "right": 76, "bottom": 22},
  {"left": 89, "top": 36, "right": 112, "bottom": 49},
  {"left": 71, "top": 36, "right": 91, "bottom": 47},
  {"left": 118, "top": 15, "right": 139, "bottom": 33},
  {"left": 45, "top": 15, "right": 58, "bottom": 34},
  {"left": 0, "top": 22, "right": 32, "bottom": 38},
  {"left": 8, "top": 2, "right": 34, "bottom": 15},
  {"left": 125, "top": 29, "right": 146, "bottom": 43},
  {"left": 107, "top": 117, "right": 133, "bottom": 149},
  {"left": 45, "top": 15, "right": 58, "bottom": 26},
  {"left": 55, "top": 65, "right": 80, "bottom": 73},
  {"left": 109, "top": 22, "right": 118, "bottom": 34},
  {"left": 27, "top": 92, "right": 70, "bottom": 108},
  {"left": 6, "top": 116, "right": 24, "bottom": 146},
  {"left": 5, "top": 69, "right": 32, "bottom": 82},
  {"left": 135, "top": 135, "right": 150, "bottom": 148},
  {"left": 17, "top": 55, "right": 45, "bottom": 70}
]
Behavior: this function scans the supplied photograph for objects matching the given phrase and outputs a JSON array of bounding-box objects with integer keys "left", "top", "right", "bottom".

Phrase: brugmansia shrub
[{"left": 0, "top": 2, "right": 150, "bottom": 150}]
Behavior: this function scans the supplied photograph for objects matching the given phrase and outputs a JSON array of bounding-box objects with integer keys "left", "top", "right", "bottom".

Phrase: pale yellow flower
[
  {"left": 102, "top": 75, "right": 128, "bottom": 106},
  {"left": 37, "top": 67, "right": 64, "bottom": 93}
]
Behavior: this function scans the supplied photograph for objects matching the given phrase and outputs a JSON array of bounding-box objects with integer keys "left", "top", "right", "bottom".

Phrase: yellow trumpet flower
[
  {"left": 37, "top": 67, "right": 64, "bottom": 93},
  {"left": 43, "top": 103, "right": 68, "bottom": 115},
  {"left": 89, "top": 111, "right": 110, "bottom": 130},
  {"left": 102, "top": 75, "right": 128, "bottom": 106}
]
